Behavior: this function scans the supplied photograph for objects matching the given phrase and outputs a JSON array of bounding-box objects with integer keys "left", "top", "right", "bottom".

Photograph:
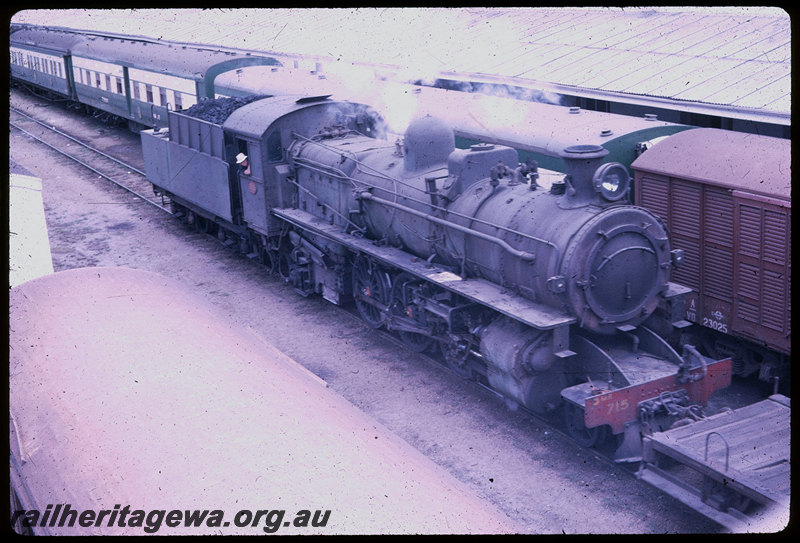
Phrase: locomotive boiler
[
  {"left": 141, "top": 95, "right": 731, "bottom": 456},
  {"left": 310, "top": 115, "right": 676, "bottom": 335}
]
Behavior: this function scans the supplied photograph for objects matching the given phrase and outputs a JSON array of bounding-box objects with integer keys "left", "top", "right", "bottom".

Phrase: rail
[{"left": 9, "top": 106, "right": 171, "bottom": 214}]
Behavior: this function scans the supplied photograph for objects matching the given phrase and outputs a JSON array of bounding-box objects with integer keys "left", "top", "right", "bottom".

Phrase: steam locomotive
[{"left": 140, "top": 94, "right": 731, "bottom": 457}]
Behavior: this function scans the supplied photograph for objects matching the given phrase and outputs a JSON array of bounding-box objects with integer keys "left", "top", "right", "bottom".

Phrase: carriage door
[{"left": 235, "top": 139, "right": 269, "bottom": 232}]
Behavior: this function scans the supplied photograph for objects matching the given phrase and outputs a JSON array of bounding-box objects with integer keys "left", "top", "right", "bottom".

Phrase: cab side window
[
  {"left": 267, "top": 131, "right": 282, "bottom": 162},
  {"left": 237, "top": 141, "right": 263, "bottom": 179}
]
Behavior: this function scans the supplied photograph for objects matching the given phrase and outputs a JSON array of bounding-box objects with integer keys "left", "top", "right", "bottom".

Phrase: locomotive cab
[{"left": 223, "top": 95, "right": 385, "bottom": 237}]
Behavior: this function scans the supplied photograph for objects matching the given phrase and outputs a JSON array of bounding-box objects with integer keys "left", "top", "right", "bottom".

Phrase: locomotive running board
[{"left": 272, "top": 207, "right": 576, "bottom": 344}]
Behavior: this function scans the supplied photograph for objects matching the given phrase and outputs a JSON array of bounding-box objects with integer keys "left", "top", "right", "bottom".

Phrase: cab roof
[{"left": 222, "top": 95, "right": 334, "bottom": 140}]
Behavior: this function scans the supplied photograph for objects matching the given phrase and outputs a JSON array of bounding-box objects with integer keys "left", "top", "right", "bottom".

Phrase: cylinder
[{"left": 479, "top": 317, "right": 564, "bottom": 413}]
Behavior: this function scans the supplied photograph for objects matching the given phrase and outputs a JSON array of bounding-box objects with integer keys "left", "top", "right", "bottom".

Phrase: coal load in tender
[{"left": 182, "top": 95, "right": 271, "bottom": 124}]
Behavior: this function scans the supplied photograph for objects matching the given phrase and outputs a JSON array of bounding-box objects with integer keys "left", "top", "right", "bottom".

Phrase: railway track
[{"left": 9, "top": 105, "right": 171, "bottom": 214}]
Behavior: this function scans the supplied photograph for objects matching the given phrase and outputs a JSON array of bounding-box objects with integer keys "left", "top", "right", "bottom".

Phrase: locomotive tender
[{"left": 140, "top": 94, "right": 731, "bottom": 455}]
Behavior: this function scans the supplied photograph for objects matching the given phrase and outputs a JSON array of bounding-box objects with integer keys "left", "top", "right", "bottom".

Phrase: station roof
[{"left": 10, "top": 7, "right": 791, "bottom": 125}]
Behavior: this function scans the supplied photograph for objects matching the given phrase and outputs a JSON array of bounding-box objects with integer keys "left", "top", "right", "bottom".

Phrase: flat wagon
[{"left": 637, "top": 394, "right": 790, "bottom": 532}]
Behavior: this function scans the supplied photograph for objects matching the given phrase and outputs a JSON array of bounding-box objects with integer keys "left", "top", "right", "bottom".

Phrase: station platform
[{"left": 9, "top": 161, "right": 54, "bottom": 287}]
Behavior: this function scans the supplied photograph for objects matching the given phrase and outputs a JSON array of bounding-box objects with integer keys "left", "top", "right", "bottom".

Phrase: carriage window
[
  {"left": 116, "top": 77, "right": 123, "bottom": 94},
  {"left": 145, "top": 84, "right": 153, "bottom": 103},
  {"left": 132, "top": 81, "right": 140, "bottom": 100},
  {"left": 105, "top": 74, "right": 111, "bottom": 91},
  {"left": 159, "top": 88, "right": 168, "bottom": 107},
  {"left": 174, "top": 91, "right": 183, "bottom": 110}
]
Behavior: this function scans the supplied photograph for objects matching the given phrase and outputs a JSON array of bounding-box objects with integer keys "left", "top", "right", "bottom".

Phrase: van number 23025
[{"left": 703, "top": 317, "right": 728, "bottom": 334}]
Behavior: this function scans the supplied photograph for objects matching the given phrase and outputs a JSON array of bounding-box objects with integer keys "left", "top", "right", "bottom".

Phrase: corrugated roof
[{"left": 10, "top": 7, "right": 790, "bottom": 124}]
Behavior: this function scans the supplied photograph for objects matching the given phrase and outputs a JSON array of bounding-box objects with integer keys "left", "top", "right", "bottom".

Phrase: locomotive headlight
[{"left": 592, "top": 162, "right": 631, "bottom": 201}]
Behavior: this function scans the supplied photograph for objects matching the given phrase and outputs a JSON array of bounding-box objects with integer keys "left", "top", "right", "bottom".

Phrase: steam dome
[{"left": 403, "top": 115, "right": 455, "bottom": 172}]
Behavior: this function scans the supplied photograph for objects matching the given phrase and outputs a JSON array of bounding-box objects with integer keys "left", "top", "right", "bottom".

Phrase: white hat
[{"left": 235, "top": 153, "right": 248, "bottom": 164}]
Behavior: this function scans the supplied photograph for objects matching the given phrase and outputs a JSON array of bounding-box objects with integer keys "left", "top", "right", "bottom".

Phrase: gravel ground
[{"left": 9, "top": 89, "right": 726, "bottom": 534}]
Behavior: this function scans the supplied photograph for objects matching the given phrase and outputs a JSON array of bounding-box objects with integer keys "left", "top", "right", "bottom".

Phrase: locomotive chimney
[{"left": 558, "top": 145, "right": 609, "bottom": 206}]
